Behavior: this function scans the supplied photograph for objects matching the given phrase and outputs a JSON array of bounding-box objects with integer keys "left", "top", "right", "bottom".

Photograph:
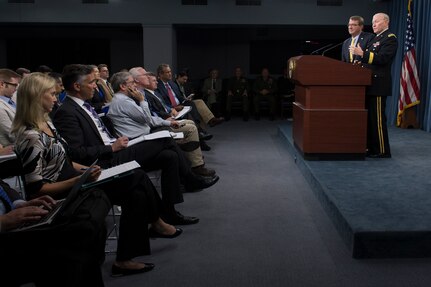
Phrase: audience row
[{"left": 0, "top": 63, "right": 225, "bottom": 286}]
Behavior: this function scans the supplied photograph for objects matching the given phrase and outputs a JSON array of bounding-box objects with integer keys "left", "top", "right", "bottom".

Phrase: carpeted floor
[
  {"left": 279, "top": 122, "right": 431, "bottom": 258},
  {"left": 101, "top": 118, "right": 431, "bottom": 287}
]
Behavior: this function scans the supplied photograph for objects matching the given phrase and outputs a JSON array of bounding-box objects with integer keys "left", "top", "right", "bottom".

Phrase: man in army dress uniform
[
  {"left": 226, "top": 67, "right": 250, "bottom": 121},
  {"left": 253, "top": 68, "right": 278, "bottom": 121},
  {"left": 350, "top": 12, "right": 398, "bottom": 158}
]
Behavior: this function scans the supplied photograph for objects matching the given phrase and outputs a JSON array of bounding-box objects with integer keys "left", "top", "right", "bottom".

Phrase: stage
[{"left": 278, "top": 122, "right": 431, "bottom": 258}]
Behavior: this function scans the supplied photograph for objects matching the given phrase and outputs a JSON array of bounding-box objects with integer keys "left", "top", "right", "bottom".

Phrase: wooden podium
[{"left": 288, "top": 55, "right": 371, "bottom": 160}]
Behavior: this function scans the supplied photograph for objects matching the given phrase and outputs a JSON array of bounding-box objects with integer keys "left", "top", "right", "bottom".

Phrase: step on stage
[{"left": 278, "top": 122, "right": 431, "bottom": 258}]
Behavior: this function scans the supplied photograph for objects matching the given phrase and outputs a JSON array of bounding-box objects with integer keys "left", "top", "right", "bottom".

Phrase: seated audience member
[
  {"left": 0, "top": 178, "right": 109, "bottom": 287},
  {"left": 0, "top": 68, "right": 21, "bottom": 146},
  {"left": 253, "top": 67, "right": 278, "bottom": 121},
  {"left": 12, "top": 72, "right": 183, "bottom": 277},
  {"left": 149, "top": 68, "right": 211, "bottom": 150},
  {"left": 15, "top": 67, "right": 31, "bottom": 78},
  {"left": 0, "top": 144, "right": 21, "bottom": 179},
  {"left": 175, "top": 70, "right": 195, "bottom": 99},
  {"left": 37, "top": 64, "right": 53, "bottom": 74},
  {"left": 157, "top": 64, "right": 224, "bottom": 130},
  {"left": 110, "top": 69, "right": 216, "bottom": 177},
  {"left": 201, "top": 68, "right": 223, "bottom": 117},
  {"left": 53, "top": 64, "right": 218, "bottom": 224},
  {"left": 48, "top": 71, "right": 65, "bottom": 118},
  {"left": 226, "top": 67, "right": 250, "bottom": 121},
  {"left": 13, "top": 68, "right": 30, "bottom": 103},
  {"left": 89, "top": 65, "right": 112, "bottom": 113},
  {"left": 98, "top": 63, "right": 115, "bottom": 98}
]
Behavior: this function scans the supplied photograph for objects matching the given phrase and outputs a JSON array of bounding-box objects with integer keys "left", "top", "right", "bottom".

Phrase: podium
[{"left": 288, "top": 55, "right": 371, "bottom": 160}]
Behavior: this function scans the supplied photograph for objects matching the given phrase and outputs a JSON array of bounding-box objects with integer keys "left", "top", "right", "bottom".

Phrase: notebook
[
  {"left": 12, "top": 160, "right": 98, "bottom": 232},
  {"left": 81, "top": 160, "right": 141, "bottom": 189},
  {"left": 127, "top": 131, "right": 184, "bottom": 147}
]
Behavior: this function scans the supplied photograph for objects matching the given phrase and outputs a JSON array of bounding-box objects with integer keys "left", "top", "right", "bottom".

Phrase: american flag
[{"left": 398, "top": 0, "right": 420, "bottom": 126}]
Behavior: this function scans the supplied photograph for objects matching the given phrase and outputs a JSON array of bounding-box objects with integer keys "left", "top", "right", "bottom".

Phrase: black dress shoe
[
  {"left": 111, "top": 263, "right": 155, "bottom": 277},
  {"left": 200, "top": 140, "right": 211, "bottom": 151},
  {"left": 167, "top": 211, "right": 199, "bottom": 225},
  {"left": 199, "top": 131, "right": 213, "bottom": 141},
  {"left": 208, "top": 117, "right": 225, "bottom": 127},
  {"left": 187, "top": 174, "right": 219, "bottom": 191},
  {"left": 148, "top": 227, "right": 183, "bottom": 238}
]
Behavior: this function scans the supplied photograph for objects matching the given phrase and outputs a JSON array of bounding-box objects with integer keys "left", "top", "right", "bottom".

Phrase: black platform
[{"left": 278, "top": 122, "right": 431, "bottom": 258}]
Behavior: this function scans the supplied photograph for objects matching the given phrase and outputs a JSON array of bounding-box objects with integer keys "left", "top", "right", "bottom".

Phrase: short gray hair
[{"left": 110, "top": 71, "right": 131, "bottom": 93}]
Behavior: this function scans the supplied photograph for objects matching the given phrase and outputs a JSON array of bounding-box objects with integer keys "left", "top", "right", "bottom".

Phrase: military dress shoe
[
  {"left": 199, "top": 131, "right": 213, "bottom": 141},
  {"left": 165, "top": 211, "right": 200, "bottom": 225},
  {"left": 111, "top": 263, "right": 155, "bottom": 277},
  {"left": 208, "top": 117, "right": 225, "bottom": 127},
  {"left": 148, "top": 227, "right": 183, "bottom": 239},
  {"left": 192, "top": 165, "right": 216, "bottom": 177}
]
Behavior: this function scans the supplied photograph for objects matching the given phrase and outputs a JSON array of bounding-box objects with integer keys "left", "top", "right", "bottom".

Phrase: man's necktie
[
  {"left": 8, "top": 98, "right": 16, "bottom": 109},
  {"left": 82, "top": 102, "right": 114, "bottom": 138},
  {"left": 165, "top": 83, "right": 177, "bottom": 107},
  {"left": 0, "top": 185, "right": 14, "bottom": 212},
  {"left": 349, "top": 37, "right": 355, "bottom": 63}
]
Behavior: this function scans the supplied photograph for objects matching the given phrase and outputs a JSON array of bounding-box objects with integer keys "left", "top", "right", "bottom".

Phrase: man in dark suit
[
  {"left": 157, "top": 64, "right": 224, "bottom": 128},
  {"left": 53, "top": 64, "right": 218, "bottom": 225},
  {"left": 342, "top": 15, "right": 374, "bottom": 63},
  {"left": 350, "top": 13, "right": 398, "bottom": 158}
]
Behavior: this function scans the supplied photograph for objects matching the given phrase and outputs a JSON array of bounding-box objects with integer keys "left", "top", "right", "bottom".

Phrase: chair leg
[{"left": 105, "top": 205, "right": 121, "bottom": 254}]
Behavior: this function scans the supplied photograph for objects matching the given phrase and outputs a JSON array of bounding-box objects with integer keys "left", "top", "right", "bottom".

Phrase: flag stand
[{"left": 399, "top": 107, "right": 419, "bottom": 129}]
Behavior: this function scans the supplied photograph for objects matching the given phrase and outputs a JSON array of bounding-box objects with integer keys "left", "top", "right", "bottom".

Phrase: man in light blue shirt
[{"left": 0, "top": 69, "right": 21, "bottom": 146}]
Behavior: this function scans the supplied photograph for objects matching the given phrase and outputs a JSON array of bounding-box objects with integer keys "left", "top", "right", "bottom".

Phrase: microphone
[
  {"left": 310, "top": 43, "right": 333, "bottom": 55},
  {"left": 322, "top": 42, "right": 344, "bottom": 56}
]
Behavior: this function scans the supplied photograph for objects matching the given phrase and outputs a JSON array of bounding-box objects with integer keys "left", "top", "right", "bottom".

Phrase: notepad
[
  {"left": 128, "top": 131, "right": 184, "bottom": 147},
  {"left": 81, "top": 160, "right": 141, "bottom": 189},
  {"left": 174, "top": 106, "right": 192, "bottom": 119}
]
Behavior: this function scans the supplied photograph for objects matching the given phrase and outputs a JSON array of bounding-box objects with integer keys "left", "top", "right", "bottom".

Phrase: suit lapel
[{"left": 65, "top": 97, "right": 105, "bottom": 143}]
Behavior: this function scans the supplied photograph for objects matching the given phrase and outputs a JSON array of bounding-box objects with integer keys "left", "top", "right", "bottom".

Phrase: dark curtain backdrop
[{"left": 388, "top": 0, "right": 431, "bottom": 132}]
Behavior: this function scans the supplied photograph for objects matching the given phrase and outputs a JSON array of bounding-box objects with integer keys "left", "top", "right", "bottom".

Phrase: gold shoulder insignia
[{"left": 388, "top": 33, "right": 396, "bottom": 38}]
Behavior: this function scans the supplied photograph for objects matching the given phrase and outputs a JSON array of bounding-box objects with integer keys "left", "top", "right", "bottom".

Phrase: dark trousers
[
  {"left": 366, "top": 95, "right": 391, "bottom": 155},
  {"left": 0, "top": 189, "right": 110, "bottom": 287},
  {"left": 100, "top": 169, "right": 162, "bottom": 262},
  {"left": 110, "top": 137, "right": 190, "bottom": 206},
  {"left": 253, "top": 93, "right": 277, "bottom": 116},
  {"left": 226, "top": 94, "right": 249, "bottom": 116}
]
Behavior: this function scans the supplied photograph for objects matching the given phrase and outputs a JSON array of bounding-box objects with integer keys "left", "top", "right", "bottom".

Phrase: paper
[
  {"left": 174, "top": 106, "right": 192, "bottom": 119},
  {"left": 128, "top": 130, "right": 185, "bottom": 147},
  {"left": 82, "top": 160, "right": 141, "bottom": 188}
]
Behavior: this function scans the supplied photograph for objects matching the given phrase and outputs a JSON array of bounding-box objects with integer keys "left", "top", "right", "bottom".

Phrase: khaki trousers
[
  {"left": 193, "top": 99, "right": 214, "bottom": 125},
  {"left": 158, "top": 119, "right": 203, "bottom": 168}
]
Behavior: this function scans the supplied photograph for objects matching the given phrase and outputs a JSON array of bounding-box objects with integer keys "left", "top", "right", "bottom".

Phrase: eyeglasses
[{"left": 3, "top": 81, "right": 19, "bottom": 88}]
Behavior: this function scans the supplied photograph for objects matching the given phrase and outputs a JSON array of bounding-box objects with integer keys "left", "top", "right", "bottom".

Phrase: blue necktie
[
  {"left": 8, "top": 98, "right": 16, "bottom": 109},
  {"left": 82, "top": 102, "right": 114, "bottom": 138},
  {"left": 0, "top": 185, "right": 14, "bottom": 212}
]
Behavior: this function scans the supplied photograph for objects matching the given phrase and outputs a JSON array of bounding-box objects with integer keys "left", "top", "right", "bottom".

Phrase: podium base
[{"left": 294, "top": 143, "right": 365, "bottom": 161}]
